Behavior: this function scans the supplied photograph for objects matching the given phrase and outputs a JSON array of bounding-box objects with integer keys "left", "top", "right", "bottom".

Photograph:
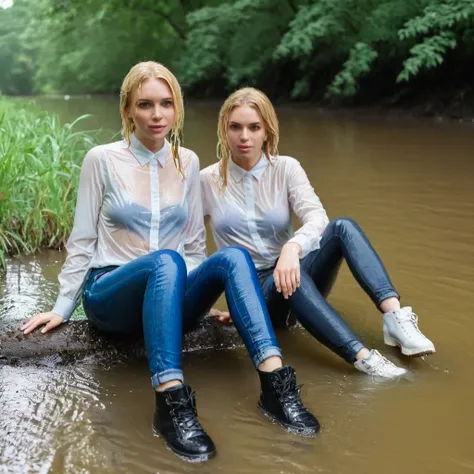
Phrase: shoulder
[
  {"left": 273, "top": 155, "right": 307, "bottom": 177},
  {"left": 179, "top": 146, "right": 199, "bottom": 165},
  {"left": 273, "top": 154, "right": 302, "bottom": 170},
  {"left": 178, "top": 146, "right": 200, "bottom": 173},
  {"left": 83, "top": 141, "right": 124, "bottom": 163},
  {"left": 200, "top": 162, "right": 220, "bottom": 181}
]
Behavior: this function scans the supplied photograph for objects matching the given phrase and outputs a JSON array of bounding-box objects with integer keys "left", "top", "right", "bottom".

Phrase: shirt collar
[
  {"left": 128, "top": 134, "right": 171, "bottom": 167},
  {"left": 229, "top": 154, "right": 269, "bottom": 183}
]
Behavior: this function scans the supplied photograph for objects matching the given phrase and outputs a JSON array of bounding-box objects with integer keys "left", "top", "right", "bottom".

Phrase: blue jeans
[
  {"left": 82, "top": 250, "right": 187, "bottom": 388},
  {"left": 83, "top": 248, "right": 281, "bottom": 388},
  {"left": 259, "top": 217, "right": 400, "bottom": 363}
]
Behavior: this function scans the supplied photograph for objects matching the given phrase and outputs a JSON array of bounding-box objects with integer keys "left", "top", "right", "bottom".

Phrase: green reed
[{"left": 0, "top": 96, "right": 97, "bottom": 269}]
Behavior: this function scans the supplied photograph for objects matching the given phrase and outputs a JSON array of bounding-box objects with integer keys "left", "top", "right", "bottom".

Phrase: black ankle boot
[
  {"left": 153, "top": 384, "right": 216, "bottom": 461},
  {"left": 257, "top": 366, "right": 320, "bottom": 436}
]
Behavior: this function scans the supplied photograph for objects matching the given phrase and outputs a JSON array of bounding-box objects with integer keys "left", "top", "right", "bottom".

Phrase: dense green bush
[
  {"left": 1, "top": 0, "right": 473, "bottom": 99},
  {"left": 0, "top": 96, "right": 95, "bottom": 268}
]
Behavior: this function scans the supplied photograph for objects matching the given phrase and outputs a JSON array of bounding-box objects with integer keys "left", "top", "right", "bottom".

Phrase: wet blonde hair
[
  {"left": 217, "top": 87, "right": 279, "bottom": 188},
  {"left": 120, "top": 61, "right": 184, "bottom": 175}
]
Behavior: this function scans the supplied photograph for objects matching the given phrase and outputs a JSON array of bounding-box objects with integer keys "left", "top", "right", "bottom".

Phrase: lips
[
  {"left": 238, "top": 145, "right": 252, "bottom": 152},
  {"left": 149, "top": 124, "right": 166, "bottom": 132}
]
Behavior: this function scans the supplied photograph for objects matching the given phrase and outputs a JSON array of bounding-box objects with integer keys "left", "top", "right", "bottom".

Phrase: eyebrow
[
  {"left": 229, "top": 121, "right": 261, "bottom": 125},
  {"left": 136, "top": 97, "right": 173, "bottom": 103}
]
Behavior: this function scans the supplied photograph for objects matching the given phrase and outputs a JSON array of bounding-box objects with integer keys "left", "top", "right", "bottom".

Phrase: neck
[
  {"left": 135, "top": 132, "right": 165, "bottom": 154},
  {"left": 232, "top": 152, "right": 261, "bottom": 171}
]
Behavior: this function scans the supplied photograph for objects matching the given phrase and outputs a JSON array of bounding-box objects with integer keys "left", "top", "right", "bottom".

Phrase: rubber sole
[
  {"left": 152, "top": 424, "right": 215, "bottom": 463},
  {"left": 384, "top": 334, "right": 436, "bottom": 357},
  {"left": 258, "top": 404, "right": 320, "bottom": 437}
]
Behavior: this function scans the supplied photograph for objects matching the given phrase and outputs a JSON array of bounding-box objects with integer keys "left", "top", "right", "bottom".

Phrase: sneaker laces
[
  {"left": 398, "top": 310, "right": 424, "bottom": 337},
  {"left": 369, "top": 352, "right": 399, "bottom": 376},
  {"left": 168, "top": 391, "right": 204, "bottom": 434}
]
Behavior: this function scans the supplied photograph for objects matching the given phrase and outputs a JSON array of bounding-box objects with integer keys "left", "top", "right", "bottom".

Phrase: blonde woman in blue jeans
[
  {"left": 20, "top": 64, "right": 319, "bottom": 463},
  {"left": 202, "top": 88, "right": 436, "bottom": 380}
]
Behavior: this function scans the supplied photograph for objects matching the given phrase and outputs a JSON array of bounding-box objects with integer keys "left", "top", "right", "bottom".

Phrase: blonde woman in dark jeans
[{"left": 202, "top": 87, "right": 435, "bottom": 379}]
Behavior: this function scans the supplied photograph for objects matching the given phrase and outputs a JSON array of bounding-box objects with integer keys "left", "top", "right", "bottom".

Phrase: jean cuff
[
  {"left": 376, "top": 290, "right": 400, "bottom": 311},
  {"left": 252, "top": 346, "right": 283, "bottom": 367},
  {"left": 342, "top": 340, "right": 366, "bottom": 363},
  {"left": 151, "top": 369, "right": 184, "bottom": 388}
]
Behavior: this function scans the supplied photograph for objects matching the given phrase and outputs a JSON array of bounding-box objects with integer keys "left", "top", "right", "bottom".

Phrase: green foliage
[
  {"left": 0, "top": 96, "right": 96, "bottom": 268},
  {"left": 328, "top": 43, "right": 378, "bottom": 97},
  {"left": 0, "top": 0, "right": 36, "bottom": 94},
  {"left": 0, "top": 0, "right": 473, "bottom": 99},
  {"left": 397, "top": 32, "right": 457, "bottom": 82},
  {"left": 397, "top": 0, "right": 474, "bottom": 82},
  {"left": 180, "top": 0, "right": 294, "bottom": 90}
]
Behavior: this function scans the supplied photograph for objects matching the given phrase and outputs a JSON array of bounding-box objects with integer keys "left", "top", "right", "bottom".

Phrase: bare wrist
[{"left": 283, "top": 242, "right": 302, "bottom": 256}]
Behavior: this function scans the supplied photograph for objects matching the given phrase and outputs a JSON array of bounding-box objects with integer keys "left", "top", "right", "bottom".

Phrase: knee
[
  {"left": 331, "top": 217, "right": 359, "bottom": 235},
  {"left": 147, "top": 249, "right": 186, "bottom": 275},
  {"left": 215, "top": 246, "right": 253, "bottom": 269}
]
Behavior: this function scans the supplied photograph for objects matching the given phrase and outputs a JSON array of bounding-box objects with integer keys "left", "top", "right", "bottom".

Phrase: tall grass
[{"left": 0, "top": 96, "right": 97, "bottom": 269}]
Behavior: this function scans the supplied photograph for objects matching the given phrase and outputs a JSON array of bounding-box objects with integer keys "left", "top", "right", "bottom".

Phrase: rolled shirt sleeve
[{"left": 52, "top": 148, "right": 103, "bottom": 321}]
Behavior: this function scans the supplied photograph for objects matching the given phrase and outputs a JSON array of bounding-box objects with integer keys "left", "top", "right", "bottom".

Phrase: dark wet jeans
[
  {"left": 259, "top": 217, "right": 399, "bottom": 363},
  {"left": 83, "top": 247, "right": 281, "bottom": 388}
]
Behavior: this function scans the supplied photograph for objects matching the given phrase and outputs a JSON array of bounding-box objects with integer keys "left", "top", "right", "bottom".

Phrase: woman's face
[
  {"left": 226, "top": 106, "right": 267, "bottom": 164},
  {"left": 127, "top": 77, "right": 175, "bottom": 151}
]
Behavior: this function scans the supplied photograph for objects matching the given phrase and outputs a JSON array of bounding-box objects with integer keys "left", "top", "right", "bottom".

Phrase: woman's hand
[
  {"left": 20, "top": 312, "right": 65, "bottom": 335},
  {"left": 209, "top": 308, "right": 232, "bottom": 325},
  {"left": 273, "top": 242, "right": 302, "bottom": 299}
]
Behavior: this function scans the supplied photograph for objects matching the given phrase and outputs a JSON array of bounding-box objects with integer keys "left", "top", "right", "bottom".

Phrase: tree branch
[{"left": 122, "top": 0, "right": 187, "bottom": 41}]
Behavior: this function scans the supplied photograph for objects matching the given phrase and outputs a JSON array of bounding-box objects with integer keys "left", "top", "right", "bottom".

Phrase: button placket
[
  {"left": 149, "top": 159, "right": 160, "bottom": 251},
  {"left": 243, "top": 174, "right": 273, "bottom": 261}
]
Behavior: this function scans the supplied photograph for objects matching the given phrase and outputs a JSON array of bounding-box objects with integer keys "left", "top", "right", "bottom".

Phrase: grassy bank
[{"left": 0, "top": 96, "right": 96, "bottom": 269}]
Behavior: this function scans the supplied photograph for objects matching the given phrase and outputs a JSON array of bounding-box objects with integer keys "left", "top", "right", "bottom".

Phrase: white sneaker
[
  {"left": 354, "top": 349, "right": 407, "bottom": 379},
  {"left": 383, "top": 306, "right": 436, "bottom": 357}
]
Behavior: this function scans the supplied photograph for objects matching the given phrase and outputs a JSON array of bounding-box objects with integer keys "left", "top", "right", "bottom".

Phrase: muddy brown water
[{"left": 1, "top": 97, "right": 474, "bottom": 473}]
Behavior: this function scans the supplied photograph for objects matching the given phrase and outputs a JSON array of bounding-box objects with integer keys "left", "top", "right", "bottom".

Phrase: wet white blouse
[
  {"left": 52, "top": 135, "right": 206, "bottom": 321},
  {"left": 201, "top": 155, "right": 329, "bottom": 270}
]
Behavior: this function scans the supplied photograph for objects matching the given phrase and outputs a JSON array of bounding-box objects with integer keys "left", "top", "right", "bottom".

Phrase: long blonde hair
[
  {"left": 217, "top": 87, "right": 279, "bottom": 188},
  {"left": 120, "top": 61, "right": 184, "bottom": 175}
]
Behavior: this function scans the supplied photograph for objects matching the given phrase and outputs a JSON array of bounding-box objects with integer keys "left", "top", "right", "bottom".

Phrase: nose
[
  {"left": 240, "top": 127, "right": 249, "bottom": 141},
  {"left": 152, "top": 106, "right": 162, "bottom": 121}
]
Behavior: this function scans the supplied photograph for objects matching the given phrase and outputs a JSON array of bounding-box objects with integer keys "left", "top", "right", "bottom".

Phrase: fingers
[
  {"left": 274, "top": 271, "right": 281, "bottom": 293},
  {"left": 281, "top": 272, "right": 290, "bottom": 299},
  {"left": 217, "top": 311, "right": 231, "bottom": 323},
  {"left": 274, "top": 269, "right": 290, "bottom": 298},
  {"left": 41, "top": 319, "right": 62, "bottom": 334},
  {"left": 210, "top": 308, "right": 232, "bottom": 325},
  {"left": 274, "top": 268, "right": 300, "bottom": 299},
  {"left": 220, "top": 313, "right": 232, "bottom": 325},
  {"left": 289, "top": 269, "right": 297, "bottom": 294},
  {"left": 20, "top": 313, "right": 63, "bottom": 335},
  {"left": 21, "top": 313, "right": 47, "bottom": 335}
]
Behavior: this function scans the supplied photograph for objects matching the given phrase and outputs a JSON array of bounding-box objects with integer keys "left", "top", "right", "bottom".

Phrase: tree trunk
[{"left": 0, "top": 317, "right": 243, "bottom": 365}]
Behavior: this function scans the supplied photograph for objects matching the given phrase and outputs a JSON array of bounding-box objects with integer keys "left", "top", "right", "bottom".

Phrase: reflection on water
[
  {"left": 0, "top": 251, "right": 65, "bottom": 322},
  {"left": 1, "top": 98, "right": 474, "bottom": 473}
]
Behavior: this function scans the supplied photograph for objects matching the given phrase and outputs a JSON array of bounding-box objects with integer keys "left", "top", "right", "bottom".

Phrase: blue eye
[
  {"left": 138, "top": 102, "right": 150, "bottom": 108},
  {"left": 163, "top": 100, "right": 173, "bottom": 107}
]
